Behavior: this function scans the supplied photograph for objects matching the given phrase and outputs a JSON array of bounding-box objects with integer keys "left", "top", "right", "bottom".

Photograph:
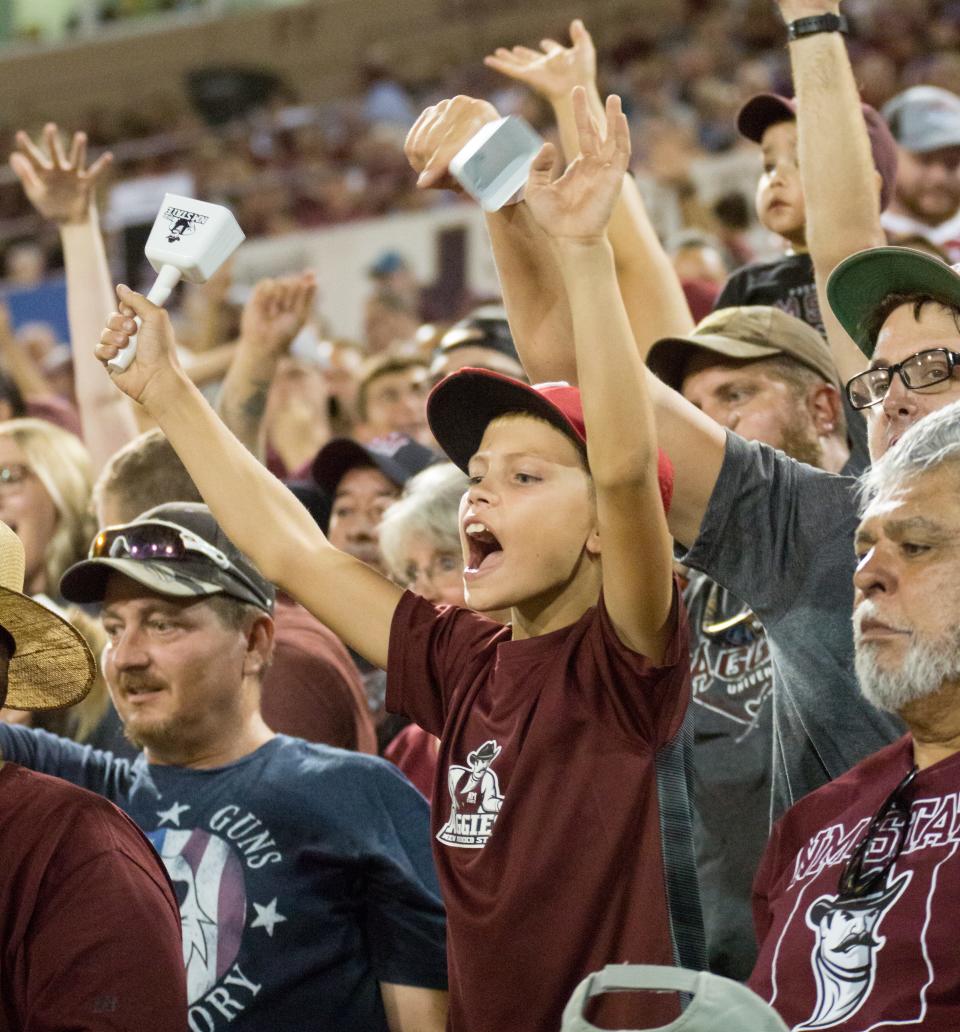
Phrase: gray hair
[
  {"left": 859, "top": 398, "right": 960, "bottom": 512},
  {"left": 378, "top": 462, "right": 469, "bottom": 581}
]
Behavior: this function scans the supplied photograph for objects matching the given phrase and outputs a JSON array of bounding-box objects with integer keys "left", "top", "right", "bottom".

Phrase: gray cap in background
[{"left": 883, "top": 85, "right": 960, "bottom": 154}]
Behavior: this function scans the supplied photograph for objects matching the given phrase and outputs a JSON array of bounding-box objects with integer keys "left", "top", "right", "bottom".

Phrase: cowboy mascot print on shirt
[
  {"left": 761, "top": 783, "right": 960, "bottom": 1030},
  {"left": 797, "top": 873, "right": 910, "bottom": 1030},
  {"left": 437, "top": 739, "right": 504, "bottom": 849}
]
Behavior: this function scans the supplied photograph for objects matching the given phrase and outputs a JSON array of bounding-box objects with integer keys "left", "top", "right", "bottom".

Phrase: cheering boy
[{"left": 95, "top": 89, "right": 690, "bottom": 1032}]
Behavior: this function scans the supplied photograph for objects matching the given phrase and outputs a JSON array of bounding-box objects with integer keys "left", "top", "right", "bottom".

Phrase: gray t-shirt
[
  {"left": 681, "top": 431, "right": 903, "bottom": 818},
  {"left": 685, "top": 572, "right": 772, "bottom": 981}
]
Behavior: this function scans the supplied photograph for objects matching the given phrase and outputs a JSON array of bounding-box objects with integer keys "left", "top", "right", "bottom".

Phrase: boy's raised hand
[
  {"left": 9, "top": 123, "right": 112, "bottom": 225},
  {"left": 405, "top": 96, "right": 500, "bottom": 190},
  {"left": 524, "top": 89, "right": 630, "bottom": 243},
  {"left": 97, "top": 286, "right": 184, "bottom": 408},
  {"left": 484, "top": 19, "right": 597, "bottom": 102}
]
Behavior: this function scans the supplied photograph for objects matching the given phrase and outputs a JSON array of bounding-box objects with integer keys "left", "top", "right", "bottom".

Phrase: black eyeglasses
[
  {"left": 837, "top": 765, "right": 918, "bottom": 902},
  {"left": 846, "top": 348, "right": 960, "bottom": 410},
  {"left": 91, "top": 519, "right": 272, "bottom": 610}
]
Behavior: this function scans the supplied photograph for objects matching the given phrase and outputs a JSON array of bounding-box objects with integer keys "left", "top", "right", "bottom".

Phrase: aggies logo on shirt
[{"left": 436, "top": 739, "right": 504, "bottom": 849}]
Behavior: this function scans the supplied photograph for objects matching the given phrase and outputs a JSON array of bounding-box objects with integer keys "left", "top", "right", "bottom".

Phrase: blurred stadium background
[{"left": 1, "top": 0, "right": 957, "bottom": 346}]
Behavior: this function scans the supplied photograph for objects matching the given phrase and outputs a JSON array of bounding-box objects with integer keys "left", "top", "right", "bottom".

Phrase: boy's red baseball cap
[
  {"left": 736, "top": 92, "right": 898, "bottom": 212},
  {"left": 427, "top": 367, "right": 673, "bottom": 512}
]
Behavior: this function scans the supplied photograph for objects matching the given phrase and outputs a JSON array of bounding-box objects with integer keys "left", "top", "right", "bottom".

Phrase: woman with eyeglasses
[
  {"left": 379, "top": 463, "right": 472, "bottom": 610},
  {"left": 376, "top": 463, "right": 470, "bottom": 796},
  {"left": 0, "top": 418, "right": 118, "bottom": 746},
  {"left": 377, "top": 463, "right": 512, "bottom": 797}
]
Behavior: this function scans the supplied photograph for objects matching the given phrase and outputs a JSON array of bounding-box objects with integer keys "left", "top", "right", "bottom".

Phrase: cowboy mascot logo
[
  {"left": 437, "top": 739, "right": 504, "bottom": 849},
  {"left": 796, "top": 872, "right": 910, "bottom": 1030}
]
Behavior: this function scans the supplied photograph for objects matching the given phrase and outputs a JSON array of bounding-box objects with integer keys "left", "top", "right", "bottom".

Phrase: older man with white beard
[{"left": 745, "top": 398, "right": 960, "bottom": 1031}]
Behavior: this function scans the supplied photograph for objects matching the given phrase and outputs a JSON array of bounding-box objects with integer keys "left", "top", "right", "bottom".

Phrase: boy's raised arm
[
  {"left": 782, "top": 0, "right": 886, "bottom": 381},
  {"left": 94, "top": 293, "right": 403, "bottom": 669},
  {"left": 405, "top": 96, "right": 578, "bottom": 385},
  {"left": 9, "top": 124, "right": 140, "bottom": 472},
  {"left": 406, "top": 97, "right": 726, "bottom": 551},
  {"left": 523, "top": 89, "right": 674, "bottom": 660}
]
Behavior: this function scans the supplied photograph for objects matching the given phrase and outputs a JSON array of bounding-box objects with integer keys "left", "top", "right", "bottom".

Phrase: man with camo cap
[{"left": 0, "top": 502, "right": 448, "bottom": 1032}]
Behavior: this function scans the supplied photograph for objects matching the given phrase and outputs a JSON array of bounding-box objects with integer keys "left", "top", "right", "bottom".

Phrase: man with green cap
[{"left": 0, "top": 518, "right": 187, "bottom": 1031}]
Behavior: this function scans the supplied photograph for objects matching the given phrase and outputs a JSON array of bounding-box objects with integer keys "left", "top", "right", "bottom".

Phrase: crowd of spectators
[
  {"left": 2, "top": 0, "right": 960, "bottom": 287},
  {"left": 2, "top": 0, "right": 960, "bottom": 1028}
]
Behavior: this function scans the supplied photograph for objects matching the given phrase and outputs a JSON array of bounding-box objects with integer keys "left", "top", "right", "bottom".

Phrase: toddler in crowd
[{"left": 714, "top": 92, "right": 898, "bottom": 335}]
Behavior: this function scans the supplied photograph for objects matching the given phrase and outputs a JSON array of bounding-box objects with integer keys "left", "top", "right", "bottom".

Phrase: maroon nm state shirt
[{"left": 751, "top": 735, "right": 960, "bottom": 1030}]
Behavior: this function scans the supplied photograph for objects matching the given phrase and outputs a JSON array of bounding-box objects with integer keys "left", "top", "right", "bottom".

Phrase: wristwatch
[{"left": 786, "top": 12, "right": 849, "bottom": 41}]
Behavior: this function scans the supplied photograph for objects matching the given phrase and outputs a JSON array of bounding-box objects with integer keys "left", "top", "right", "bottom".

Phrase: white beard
[{"left": 854, "top": 599, "right": 960, "bottom": 714}]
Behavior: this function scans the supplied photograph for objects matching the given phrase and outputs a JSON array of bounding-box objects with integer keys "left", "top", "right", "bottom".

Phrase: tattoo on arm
[
  {"left": 220, "top": 378, "right": 270, "bottom": 456},
  {"left": 241, "top": 381, "right": 270, "bottom": 424}
]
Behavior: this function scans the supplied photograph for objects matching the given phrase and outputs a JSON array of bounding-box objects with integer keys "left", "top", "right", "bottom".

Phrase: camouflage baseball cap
[{"left": 60, "top": 503, "right": 275, "bottom": 613}]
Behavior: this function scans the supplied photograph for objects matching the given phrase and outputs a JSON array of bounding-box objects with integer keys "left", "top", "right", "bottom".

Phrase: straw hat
[{"left": 0, "top": 520, "right": 94, "bottom": 710}]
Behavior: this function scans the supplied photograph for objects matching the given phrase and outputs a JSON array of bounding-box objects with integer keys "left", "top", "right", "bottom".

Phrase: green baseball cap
[
  {"left": 647, "top": 305, "right": 841, "bottom": 391},
  {"left": 827, "top": 246, "right": 960, "bottom": 359}
]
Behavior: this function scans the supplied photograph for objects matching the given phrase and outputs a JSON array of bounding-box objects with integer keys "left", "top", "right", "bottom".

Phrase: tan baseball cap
[{"left": 646, "top": 306, "right": 841, "bottom": 392}]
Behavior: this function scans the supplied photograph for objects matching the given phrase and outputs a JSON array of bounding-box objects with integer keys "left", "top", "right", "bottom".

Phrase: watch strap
[{"left": 786, "top": 12, "right": 849, "bottom": 41}]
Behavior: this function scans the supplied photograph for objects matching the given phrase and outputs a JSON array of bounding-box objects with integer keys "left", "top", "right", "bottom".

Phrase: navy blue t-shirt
[{"left": 0, "top": 727, "right": 446, "bottom": 1032}]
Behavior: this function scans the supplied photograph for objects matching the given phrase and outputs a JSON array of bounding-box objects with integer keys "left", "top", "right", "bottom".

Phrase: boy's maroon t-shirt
[
  {"left": 0, "top": 762, "right": 187, "bottom": 1031},
  {"left": 387, "top": 588, "right": 690, "bottom": 1032},
  {"left": 750, "top": 735, "right": 960, "bottom": 1030}
]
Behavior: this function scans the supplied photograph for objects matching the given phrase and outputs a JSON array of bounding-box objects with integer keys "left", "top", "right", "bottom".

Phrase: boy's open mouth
[{"left": 465, "top": 522, "right": 504, "bottom": 574}]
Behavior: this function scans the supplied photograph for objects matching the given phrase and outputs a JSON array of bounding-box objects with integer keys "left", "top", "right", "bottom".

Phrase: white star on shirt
[
  {"left": 251, "top": 899, "right": 287, "bottom": 937},
  {"left": 156, "top": 801, "right": 191, "bottom": 827}
]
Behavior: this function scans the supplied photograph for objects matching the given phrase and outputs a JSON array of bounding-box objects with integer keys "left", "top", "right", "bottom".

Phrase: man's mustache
[
  {"left": 117, "top": 675, "right": 167, "bottom": 693},
  {"left": 838, "top": 931, "right": 877, "bottom": 952}
]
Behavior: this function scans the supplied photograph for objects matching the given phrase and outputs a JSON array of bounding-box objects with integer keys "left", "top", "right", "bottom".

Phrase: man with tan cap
[
  {"left": 647, "top": 305, "right": 861, "bottom": 474},
  {"left": 0, "top": 519, "right": 187, "bottom": 1031},
  {"left": 646, "top": 304, "right": 862, "bottom": 981}
]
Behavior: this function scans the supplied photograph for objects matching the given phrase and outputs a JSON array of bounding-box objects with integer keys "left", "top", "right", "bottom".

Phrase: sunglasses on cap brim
[{"left": 91, "top": 519, "right": 272, "bottom": 611}]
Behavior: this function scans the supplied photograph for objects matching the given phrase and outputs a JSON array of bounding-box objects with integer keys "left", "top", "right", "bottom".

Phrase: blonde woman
[
  {"left": 0, "top": 418, "right": 95, "bottom": 600},
  {"left": 0, "top": 418, "right": 110, "bottom": 742}
]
